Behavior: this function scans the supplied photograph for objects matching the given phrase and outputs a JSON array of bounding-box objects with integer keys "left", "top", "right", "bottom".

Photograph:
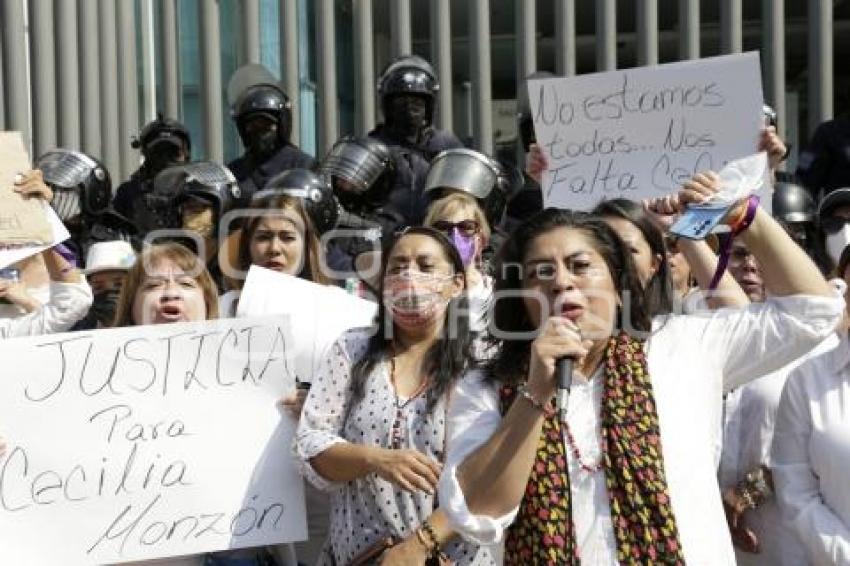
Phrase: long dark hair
[
  {"left": 593, "top": 198, "right": 675, "bottom": 316},
  {"left": 349, "top": 226, "right": 472, "bottom": 411},
  {"left": 486, "top": 208, "right": 651, "bottom": 384}
]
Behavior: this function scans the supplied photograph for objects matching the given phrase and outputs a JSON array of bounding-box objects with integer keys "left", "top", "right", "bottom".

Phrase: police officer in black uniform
[
  {"left": 227, "top": 83, "right": 316, "bottom": 207},
  {"left": 320, "top": 136, "right": 403, "bottom": 275},
  {"left": 772, "top": 180, "right": 830, "bottom": 275},
  {"left": 368, "top": 55, "right": 463, "bottom": 227},
  {"left": 158, "top": 162, "right": 241, "bottom": 290},
  {"left": 113, "top": 115, "right": 192, "bottom": 239},
  {"left": 796, "top": 114, "right": 850, "bottom": 197},
  {"left": 37, "top": 149, "right": 138, "bottom": 260}
]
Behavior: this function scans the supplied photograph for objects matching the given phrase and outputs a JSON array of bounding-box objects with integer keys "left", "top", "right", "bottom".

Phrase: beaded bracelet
[
  {"left": 738, "top": 486, "right": 757, "bottom": 510},
  {"left": 517, "top": 383, "right": 554, "bottom": 415},
  {"left": 420, "top": 519, "right": 449, "bottom": 561},
  {"left": 736, "top": 466, "right": 772, "bottom": 510}
]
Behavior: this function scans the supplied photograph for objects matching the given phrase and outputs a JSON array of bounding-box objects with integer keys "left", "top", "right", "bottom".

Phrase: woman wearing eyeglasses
[{"left": 424, "top": 193, "right": 493, "bottom": 335}]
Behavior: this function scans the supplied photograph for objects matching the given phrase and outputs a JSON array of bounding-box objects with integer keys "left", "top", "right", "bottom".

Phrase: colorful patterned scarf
[{"left": 498, "top": 332, "right": 685, "bottom": 565}]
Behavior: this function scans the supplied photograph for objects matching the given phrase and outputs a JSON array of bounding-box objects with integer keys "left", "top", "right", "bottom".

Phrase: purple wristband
[
  {"left": 53, "top": 242, "right": 79, "bottom": 268},
  {"left": 708, "top": 195, "right": 760, "bottom": 291}
]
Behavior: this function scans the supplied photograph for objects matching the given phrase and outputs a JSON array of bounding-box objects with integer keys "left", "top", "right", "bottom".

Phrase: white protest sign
[
  {"left": 0, "top": 316, "right": 306, "bottom": 565},
  {"left": 529, "top": 52, "right": 764, "bottom": 210},
  {"left": 0, "top": 202, "right": 71, "bottom": 269},
  {"left": 234, "top": 266, "right": 378, "bottom": 382}
]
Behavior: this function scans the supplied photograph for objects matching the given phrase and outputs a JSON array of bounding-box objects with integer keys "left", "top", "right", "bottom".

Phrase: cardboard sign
[
  {"left": 0, "top": 316, "right": 307, "bottom": 565},
  {"left": 0, "top": 202, "right": 71, "bottom": 269},
  {"left": 529, "top": 52, "right": 764, "bottom": 210},
  {"left": 233, "top": 266, "right": 378, "bottom": 382},
  {"left": 0, "top": 132, "right": 53, "bottom": 246}
]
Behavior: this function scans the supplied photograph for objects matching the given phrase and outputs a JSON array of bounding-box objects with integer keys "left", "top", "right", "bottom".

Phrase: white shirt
[
  {"left": 0, "top": 283, "right": 50, "bottom": 319},
  {"left": 0, "top": 280, "right": 92, "bottom": 339},
  {"left": 467, "top": 275, "right": 493, "bottom": 334},
  {"left": 772, "top": 331, "right": 850, "bottom": 565},
  {"left": 720, "top": 337, "right": 837, "bottom": 566},
  {"left": 439, "top": 294, "right": 843, "bottom": 566}
]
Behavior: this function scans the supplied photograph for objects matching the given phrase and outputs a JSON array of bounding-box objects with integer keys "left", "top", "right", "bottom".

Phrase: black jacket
[
  {"left": 367, "top": 124, "right": 463, "bottom": 227},
  {"left": 228, "top": 143, "right": 317, "bottom": 208}
]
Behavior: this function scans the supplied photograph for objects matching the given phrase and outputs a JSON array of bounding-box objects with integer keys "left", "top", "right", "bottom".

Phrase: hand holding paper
[
  {"left": 13, "top": 169, "right": 53, "bottom": 203},
  {"left": 0, "top": 133, "right": 53, "bottom": 247},
  {"left": 758, "top": 126, "right": 788, "bottom": 171},
  {"left": 661, "top": 153, "right": 768, "bottom": 240}
]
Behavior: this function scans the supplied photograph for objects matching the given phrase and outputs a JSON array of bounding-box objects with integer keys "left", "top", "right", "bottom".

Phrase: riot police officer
[
  {"left": 227, "top": 81, "right": 316, "bottom": 207},
  {"left": 320, "top": 136, "right": 402, "bottom": 274},
  {"left": 37, "top": 149, "right": 138, "bottom": 260},
  {"left": 158, "top": 162, "right": 241, "bottom": 289},
  {"left": 112, "top": 115, "right": 192, "bottom": 238},
  {"left": 368, "top": 55, "right": 463, "bottom": 226},
  {"left": 772, "top": 180, "right": 830, "bottom": 275},
  {"left": 797, "top": 115, "right": 850, "bottom": 196}
]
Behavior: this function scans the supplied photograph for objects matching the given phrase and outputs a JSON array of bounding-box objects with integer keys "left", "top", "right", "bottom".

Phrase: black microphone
[{"left": 556, "top": 357, "right": 573, "bottom": 420}]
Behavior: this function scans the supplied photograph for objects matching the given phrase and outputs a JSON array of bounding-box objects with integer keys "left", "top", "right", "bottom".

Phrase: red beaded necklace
[
  {"left": 562, "top": 420, "right": 606, "bottom": 473},
  {"left": 388, "top": 355, "right": 429, "bottom": 449}
]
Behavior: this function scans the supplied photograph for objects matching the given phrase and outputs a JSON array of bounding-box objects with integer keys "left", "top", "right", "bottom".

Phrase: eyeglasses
[
  {"left": 431, "top": 220, "right": 480, "bottom": 237},
  {"left": 821, "top": 216, "right": 850, "bottom": 234}
]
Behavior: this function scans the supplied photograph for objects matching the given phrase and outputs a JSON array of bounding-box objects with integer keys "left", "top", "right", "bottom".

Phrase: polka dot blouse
[{"left": 295, "top": 328, "right": 495, "bottom": 565}]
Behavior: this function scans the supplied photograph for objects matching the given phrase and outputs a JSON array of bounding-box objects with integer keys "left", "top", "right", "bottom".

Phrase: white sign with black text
[
  {"left": 529, "top": 52, "right": 764, "bottom": 210},
  {"left": 0, "top": 316, "right": 306, "bottom": 565}
]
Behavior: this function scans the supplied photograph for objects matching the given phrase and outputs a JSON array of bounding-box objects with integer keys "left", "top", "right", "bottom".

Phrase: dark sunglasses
[{"left": 432, "top": 220, "right": 480, "bottom": 237}]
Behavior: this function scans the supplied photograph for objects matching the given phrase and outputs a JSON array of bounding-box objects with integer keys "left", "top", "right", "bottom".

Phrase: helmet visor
[
  {"left": 322, "top": 142, "right": 388, "bottom": 193},
  {"left": 37, "top": 149, "right": 99, "bottom": 189}
]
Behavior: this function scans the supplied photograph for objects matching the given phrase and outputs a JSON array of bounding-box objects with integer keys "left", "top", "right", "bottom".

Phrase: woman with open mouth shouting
[
  {"left": 113, "top": 242, "right": 219, "bottom": 328},
  {"left": 295, "top": 226, "right": 496, "bottom": 565},
  {"left": 438, "top": 171, "right": 843, "bottom": 565},
  {"left": 111, "top": 242, "right": 218, "bottom": 566}
]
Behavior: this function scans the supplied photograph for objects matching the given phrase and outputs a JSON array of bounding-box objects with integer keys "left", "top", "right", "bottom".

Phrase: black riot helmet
[
  {"left": 518, "top": 71, "right": 555, "bottom": 152},
  {"left": 232, "top": 83, "right": 293, "bottom": 148},
  {"left": 321, "top": 136, "right": 395, "bottom": 210},
  {"left": 37, "top": 149, "right": 112, "bottom": 222},
  {"left": 773, "top": 180, "right": 815, "bottom": 224},
  {"left": 254, "top": 169, "right": 338, "bottom": 234},
  {"left": 132, "top": 115, "right": 191, "bottom": 161},
  {"left": 377, "top": 55, "right": 439, "bottom": 128},
  {"left": 159, "top": 162, "right": 241, "bottom": 225}
]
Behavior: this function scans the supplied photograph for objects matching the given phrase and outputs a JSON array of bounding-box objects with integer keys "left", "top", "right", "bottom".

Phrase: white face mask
[{"left": 825, "top": 223, "right": 850, "bottom": 266}]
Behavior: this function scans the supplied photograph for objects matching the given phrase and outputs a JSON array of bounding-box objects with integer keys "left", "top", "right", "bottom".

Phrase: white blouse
[
  {"left": 467, "top": 275, "right": 493, "bottom": 334},
  {"left": 0, "top": 280, "right": 92, "bottom": 339},
  {"left": 772, "top": 331, "right": 850, "bottom": 565},
  {"left": 439, "top": 295, "right": 843, "bottom": 566},
  {"left": 719, "top": 336, "right": 836, "bottom": 566}
]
